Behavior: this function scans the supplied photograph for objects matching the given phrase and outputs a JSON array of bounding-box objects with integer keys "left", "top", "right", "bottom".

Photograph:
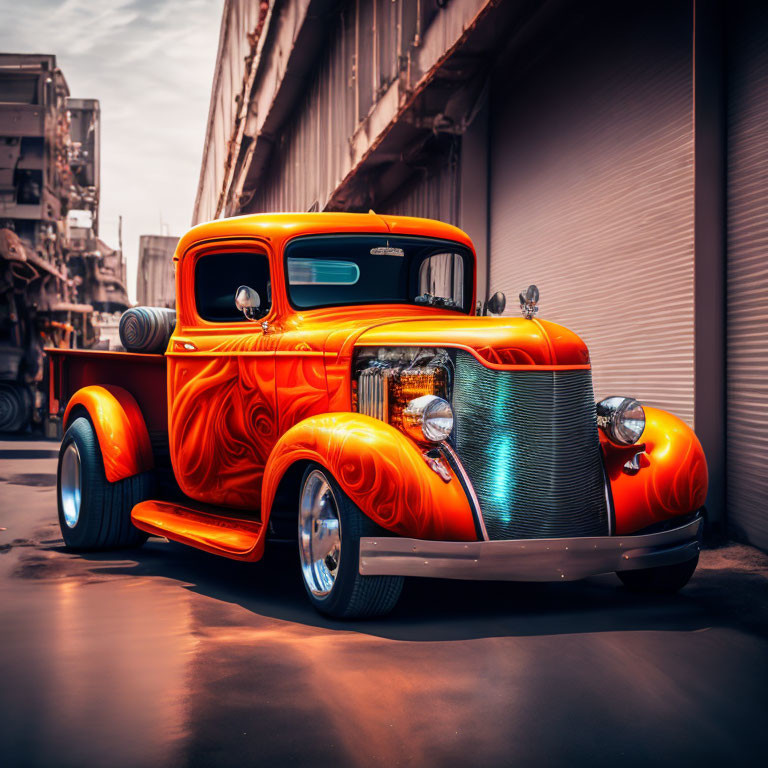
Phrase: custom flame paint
[
  {"left": 262, "top": 413, "right": 477, "bottom": 541},
  {"left": 602, "top": 407, "right": 708, "bottom": 535},
  {"left": 63, "top": 385, "right": 153, "bottom": 483}
]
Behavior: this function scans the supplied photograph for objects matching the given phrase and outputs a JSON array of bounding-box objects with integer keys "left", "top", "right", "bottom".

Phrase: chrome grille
[
  {"left": 357, "top": 365, "right": 389, "bottom": 421},
  {"left": 453, "top": 351, "right": 608, "bottom": 540}
]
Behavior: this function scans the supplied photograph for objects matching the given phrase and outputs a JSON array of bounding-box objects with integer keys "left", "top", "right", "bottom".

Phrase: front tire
[
  {"left": 298, "top": 464, "right": 403, "bottom": 619},
  {"left": 617, "top": 553, "right": 699, "bottom": 594},
  {"left": 57, "top": 416, "right": 151, "bottom": 550}
]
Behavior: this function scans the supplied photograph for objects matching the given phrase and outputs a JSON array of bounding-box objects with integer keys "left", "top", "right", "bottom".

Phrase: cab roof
[{"left": 175, "top": 212, "right": 474, "bottom": 262}]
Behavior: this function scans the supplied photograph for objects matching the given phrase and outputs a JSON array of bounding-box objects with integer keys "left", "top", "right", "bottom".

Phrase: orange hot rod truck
[{"left": 48, "top": 213, "right": 708, "bottom": 618}]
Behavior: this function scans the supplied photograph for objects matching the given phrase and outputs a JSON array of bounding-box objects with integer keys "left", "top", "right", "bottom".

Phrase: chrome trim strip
[
  {"left": 359, "top": 517, "right": 702, "bottom": 582},
  {"left": 358, "top": 365, "right": 388, "bottom": 422},
  {"left": 440, "top": 442, "right": 489, "bottom": 541},
  {"left": 602, "top": 462, "right": 613, "bottom": 537}
]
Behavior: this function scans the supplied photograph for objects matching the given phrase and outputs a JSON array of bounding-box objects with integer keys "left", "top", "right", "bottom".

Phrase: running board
[{"left": 131, "top": 500, "right": 264, "bottom": 561}]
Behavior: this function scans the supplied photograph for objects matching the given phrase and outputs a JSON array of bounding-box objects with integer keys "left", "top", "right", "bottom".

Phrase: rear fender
[
  {"left": 64, "top": 385, "right": 154, "bottom": 483},
  {"left": 603, "top": 406, "right": 708, "bottom": 534},
  {"left": 262, "top": 413, "right": 477, "bottom": 541}
]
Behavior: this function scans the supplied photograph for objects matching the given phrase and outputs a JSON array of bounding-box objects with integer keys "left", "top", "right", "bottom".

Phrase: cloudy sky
[{"left": 1, "top": 0, "right": 224, "bottom": 300}]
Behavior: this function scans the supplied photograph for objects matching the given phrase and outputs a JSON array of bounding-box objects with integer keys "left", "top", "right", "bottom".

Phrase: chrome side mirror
[
  {"left": 235, "top": 285, "right": 261, "bottom": 321},
  {"left": 484, "top": 291, "right": 506, "bottom": 316}
]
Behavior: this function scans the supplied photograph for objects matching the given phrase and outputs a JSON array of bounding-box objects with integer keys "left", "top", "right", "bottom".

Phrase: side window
[
  {"left": 418, "top": 252, "right": 464, "bottom": 308},
  {"left": 195, "top": 251, "right": 271, "bottom": 322}
]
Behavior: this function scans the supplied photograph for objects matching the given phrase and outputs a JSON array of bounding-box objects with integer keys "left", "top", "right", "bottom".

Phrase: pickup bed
[{"left": 49, "top": 349, "right": 167, "bottom": 434}]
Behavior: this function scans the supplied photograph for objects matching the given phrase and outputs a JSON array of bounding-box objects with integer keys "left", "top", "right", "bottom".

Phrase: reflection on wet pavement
[
  {"left": 3, "top": 578, "right": 193, "bottom": 767},
  {"left": 1, "top": 438, "right": 767, "bottom": 768},
  {"left": 0, "top": 473, "right": 58, "bottom": 487}
]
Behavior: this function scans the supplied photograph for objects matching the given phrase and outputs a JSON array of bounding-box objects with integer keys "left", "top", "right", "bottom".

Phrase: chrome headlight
[
  {"left": 402, "top": 395, "right": 454, "bottom": 443},
  {"left": 596, "top": 396, "right": 645, "bottom": 445}
]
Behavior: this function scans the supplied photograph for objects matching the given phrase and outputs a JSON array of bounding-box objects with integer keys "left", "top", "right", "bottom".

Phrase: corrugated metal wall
[
  {"left": 488, "top": 1, "right": 695, "bottom": 425},
  {"left": 247, "top": 0, "right": 440, "bottom": 213},
  {"left": 194, "top": 0, "right": 270, "bottom": 223},
  {"left": 249, "top": 1, "right": 356, "bottom": 213},
  {"left": 726, "top": 0, "right": 768, "bottom": 549},
  {"left": 377, "top": 141, "right": 461, "bottom": 225}
]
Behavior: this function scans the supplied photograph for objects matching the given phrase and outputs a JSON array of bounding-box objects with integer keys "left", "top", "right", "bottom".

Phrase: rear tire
[
  {"left": 617, "top": 553, "right": 699, "bottom": 594},
  {"left": 57, "top": 416, "right": 151, "bottom": 550},
  {"left": 298, "top": 463, "right": 403, "bottom": 619}
]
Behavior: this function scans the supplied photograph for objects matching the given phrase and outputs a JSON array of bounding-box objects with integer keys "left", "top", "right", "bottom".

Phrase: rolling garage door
[
  {"left": 488, "top": 1, "right": 695, "bottom": 425},
  {"left": 726, "top": 0, "right": 768, "bottom": 549}
]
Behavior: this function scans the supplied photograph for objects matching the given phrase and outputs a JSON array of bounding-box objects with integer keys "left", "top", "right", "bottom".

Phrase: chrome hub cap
[
  {"left": 298, "top": 470, "right": 341, "bottom": 598},
  {"left": 60, "top": 442, "right": 82, "bottom": 528}
]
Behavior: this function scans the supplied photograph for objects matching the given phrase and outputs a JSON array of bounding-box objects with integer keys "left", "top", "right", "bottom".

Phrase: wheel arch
[
  {"left": 603, "top": 405, "right": 709, "bottom": 534},
  {"left": 266, "top": 458, "right": 313, "bottom": 540},
  {"left": 261, "top": 412, "right": 477, "bottom": 541},
  {"left": 64, "top": 402, "right": 90, "bottom": 428},
  {"left": 63, "top": 385, "right": 154, "bottom": 483}
]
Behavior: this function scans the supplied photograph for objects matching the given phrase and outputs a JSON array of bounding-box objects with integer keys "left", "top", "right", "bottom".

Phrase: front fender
[
  {"left": 262, "top": 413, "right": 478, "bottom": 541},
  {"left": 64, "top": 385, "right": 154, "bottom": 483},
  {"left": 603, "top": 406, "right": 708, "bottom": 534}
]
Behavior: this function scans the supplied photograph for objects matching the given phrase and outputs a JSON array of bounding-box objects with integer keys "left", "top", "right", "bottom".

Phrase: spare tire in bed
[{"left": 119, "top": 307, "right": 176, "bottom": 354}]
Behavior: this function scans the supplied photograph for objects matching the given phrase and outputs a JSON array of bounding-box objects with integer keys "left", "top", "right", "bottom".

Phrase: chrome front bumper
[{"left": 359, "top": 517, "right": 702, "bottom": 582}]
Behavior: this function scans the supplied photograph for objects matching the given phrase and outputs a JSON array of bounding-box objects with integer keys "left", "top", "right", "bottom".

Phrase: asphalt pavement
[{"left": 1, "top": 436, "right": 767, "bottom": 768}]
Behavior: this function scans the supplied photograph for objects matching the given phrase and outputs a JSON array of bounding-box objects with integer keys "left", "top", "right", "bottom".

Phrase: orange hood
[
  {"left": 288, "top": 306, "right": 590, "bottom": 368},
  {"left": 354, "top": 315, "right": 590, "bottom": 367}
]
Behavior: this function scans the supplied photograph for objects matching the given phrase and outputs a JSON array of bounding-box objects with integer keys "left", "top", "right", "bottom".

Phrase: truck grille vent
[
  {"left": 453, "top": 351, "right": 608, "bottom": 540},
  {"left": 357, "top": 365, "right": 389, "bottom": 422}
]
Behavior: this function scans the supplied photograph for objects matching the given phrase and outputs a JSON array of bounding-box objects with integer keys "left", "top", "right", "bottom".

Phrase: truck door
[{"left": 167, "top": 244, "right": 279, "bottom": 511}]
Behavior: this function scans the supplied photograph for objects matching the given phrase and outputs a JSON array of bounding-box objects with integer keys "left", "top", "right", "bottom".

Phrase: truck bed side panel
[{"left": 48, "top": 349, "right": 168, "bottom": 433}]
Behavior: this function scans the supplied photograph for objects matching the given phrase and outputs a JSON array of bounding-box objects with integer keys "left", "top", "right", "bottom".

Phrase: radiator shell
[{"left": 453, "top": 352, "right": 609, "bottom": 540}]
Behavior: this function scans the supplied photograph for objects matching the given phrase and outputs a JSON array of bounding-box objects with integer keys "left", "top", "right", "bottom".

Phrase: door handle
[{"left": 173, "top": 339, "right": 198, "bottom": 352}]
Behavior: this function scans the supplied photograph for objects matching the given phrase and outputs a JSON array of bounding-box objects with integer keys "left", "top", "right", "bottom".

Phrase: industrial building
[
  {"left": 193, "top": 0, "right": 768, "bottom": 550},
  {"left": 0, "top": 53, "right": 129, "bottom": 431},
  {"left": 137, "top": 234, "right": 178, "bottom": 309}
]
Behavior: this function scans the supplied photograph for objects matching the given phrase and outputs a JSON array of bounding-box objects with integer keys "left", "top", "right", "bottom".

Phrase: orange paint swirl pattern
[
  {"left": 63, "top": 385, "right": 154, "bottom": 483},
  {"left": 168, "top": 354, "right": 277, "bottom": 509},
  {"left": 262, "top": 413, "right": 477, "bottom": 541},
  {"left": 603, "top": 407, "right": 708, "bottom": 535}
]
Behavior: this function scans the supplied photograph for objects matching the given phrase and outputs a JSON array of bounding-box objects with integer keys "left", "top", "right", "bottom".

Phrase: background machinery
[{"left": 0, "top": 53, "right": 129, "bottom": 432}]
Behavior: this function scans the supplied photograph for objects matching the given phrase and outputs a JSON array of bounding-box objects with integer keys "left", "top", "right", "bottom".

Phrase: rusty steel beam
[
  {"left": 198, "top": 0, "right": 499, "bottom": 220},
  {"left": 214, "top": 1, "right": 275, "bottom": 220},
  {"left": 230, "top": 0, "right": 338, "bottom": 216},
  {"left": 328, "top": 0, "right": 496, "bottom": 210},
  {"left": 193, "top": 1, "right": 277, "bottom": 225}
]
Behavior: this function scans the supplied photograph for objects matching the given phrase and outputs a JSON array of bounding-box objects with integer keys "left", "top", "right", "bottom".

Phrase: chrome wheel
[
  {"left": 60, "top": 442, "right": 82, "bottom": 528},
  {"left": 298, "top": 469, "right": 342, "bottom": 598}
]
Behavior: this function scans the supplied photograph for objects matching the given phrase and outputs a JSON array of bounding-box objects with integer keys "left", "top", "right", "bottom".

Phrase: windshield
[{"left": 284, "top": 234, "right": 473, "bottom": 313}]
